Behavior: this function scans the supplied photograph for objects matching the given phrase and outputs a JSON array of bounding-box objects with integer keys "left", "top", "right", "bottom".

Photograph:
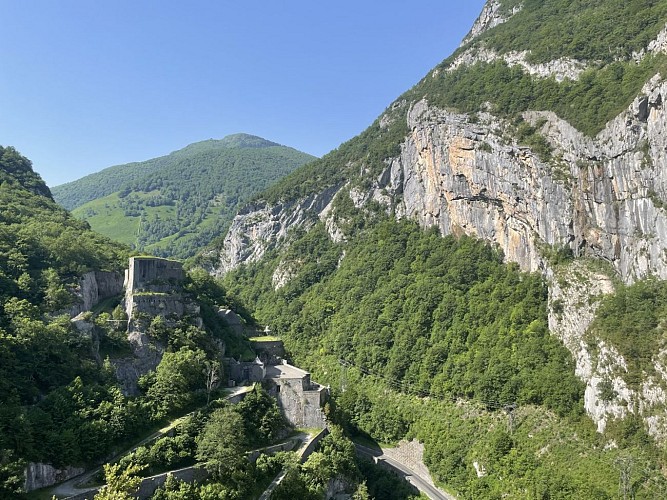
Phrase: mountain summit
[{"left": 52, "top": 134, "right": 316, "bottom": 258}]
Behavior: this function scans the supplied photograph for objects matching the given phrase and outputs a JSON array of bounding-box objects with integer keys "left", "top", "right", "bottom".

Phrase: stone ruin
[
  {"left": 225, "top": 337, "right": 328, "bottom": 429},
  {"left": 115, "top": 257, "right": 202, "bottom": 395}
]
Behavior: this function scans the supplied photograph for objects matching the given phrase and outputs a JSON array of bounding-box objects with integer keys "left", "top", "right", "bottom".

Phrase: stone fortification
[
  {"left": 124, "top": 257, "right": 185, "bottom": 292},
  {"left": 116, "top": 257, "right": 202, "bottom": 395},
  {"left": 24, "top": 463, "right": 84, "bottom": 493},
  {"left": 123, "top": 257, "right": 194, "bottom": 327},
  {"left": 265, "top": 362, "right": 328, "bottom": 429}
]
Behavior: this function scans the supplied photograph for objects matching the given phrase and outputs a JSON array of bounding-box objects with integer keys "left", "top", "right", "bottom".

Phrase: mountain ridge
[
  {"left": 52, "top": 133, "right": 302, "bottom": 211},
  {"left": 203, "top": 2, "right": 667, "bottom": 495},
  {"left": 52, "top": 134, "right": 316, "bottom": 259}
]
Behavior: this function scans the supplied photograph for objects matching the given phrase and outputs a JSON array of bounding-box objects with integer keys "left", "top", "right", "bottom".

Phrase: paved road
[
  {"left": 51, "top": 386, "right": 252, "bottom": 499},
  {"left": 355, "top": 443, "right": 455, "bottom": 500},
  {"left": 257, "top": 431, "right": 318, "bottom": 500}
]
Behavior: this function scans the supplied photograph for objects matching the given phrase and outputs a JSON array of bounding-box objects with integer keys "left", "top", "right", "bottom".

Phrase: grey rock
[
  {"left": 24, "top": 462, "right": 84, "bottom": 492},
  {"left": 460, "top": 1, "right": 521, "bottom": 47},
  {"left": 211, "top": 57, "right": 667, "bottom": 440},
  {"left": 68, "top": 271, "right": 123, "bottom": 317}
]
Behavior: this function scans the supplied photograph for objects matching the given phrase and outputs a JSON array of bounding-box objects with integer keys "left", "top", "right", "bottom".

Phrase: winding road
[
  {"left": 50, "top": 386, "right": 252, "bottom": 499},
  {"left": 354, "top": 443, "right": 455, "bottom": 500}
]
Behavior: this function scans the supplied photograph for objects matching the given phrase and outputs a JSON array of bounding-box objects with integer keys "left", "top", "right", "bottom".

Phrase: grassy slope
[
  {"left": 73, "top": 192, "right": 141, "bottom": 245},
  {"left": 64, "top": 137, "right": 316, "bottom": 259}
]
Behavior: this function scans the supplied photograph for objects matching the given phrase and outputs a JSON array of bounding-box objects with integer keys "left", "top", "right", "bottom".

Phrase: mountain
[
  {"left": 204, "top": 1, "right": 667, "bottom": 496},
  {"left": 52, "top": 134, "right": 316, "bottom": 259}
]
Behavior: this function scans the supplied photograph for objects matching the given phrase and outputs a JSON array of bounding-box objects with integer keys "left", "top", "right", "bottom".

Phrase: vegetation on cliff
[
  {"left": 221, "top": 211, "right": 667, "bottom": 497},
  {"left": 486, "top": 0, "right": 667, "bottom": 63},
  {"left": 231, "top": 0, "right": 667, "bottom": 212},
  {"left": 0, "top": 147, "right": 134, "bottom": 495},
  {"left": 589, "top": 278, "right": 667, "bottom": 390}
]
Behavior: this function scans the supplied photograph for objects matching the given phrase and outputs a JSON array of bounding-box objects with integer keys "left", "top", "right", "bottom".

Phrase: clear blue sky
[{"left": 0, "top": 1, "right": 486, "bottom": 187}]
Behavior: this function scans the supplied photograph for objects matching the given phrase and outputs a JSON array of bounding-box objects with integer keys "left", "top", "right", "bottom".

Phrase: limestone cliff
[
  {"left": 209, "top": 2, "right": 667, "bottom": 438},
  {"left": 68, "top": 271, "right": 124, "bottom": 317}
]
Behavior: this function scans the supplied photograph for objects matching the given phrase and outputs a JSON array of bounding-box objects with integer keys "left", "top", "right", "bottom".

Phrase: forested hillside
[
  {"left": 53, "top": 134, "right": 315, "bottom": 259},
  {"left": 0, "top": 147, "right": 248, "bottom": 497},
  {"left": 0, "top": 146, "right": 134, "bottom": 494},
  {"left": 208, "top": 0, "right": 667, "bottom": 497},
  {"left": 222, "top": 210, "right": 667, "bottom": 498}
]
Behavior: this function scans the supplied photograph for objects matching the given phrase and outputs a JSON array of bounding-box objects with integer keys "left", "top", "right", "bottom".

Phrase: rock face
[
  {"left": 212, "top": 79, "right": 667, "bottom": 438},
  {"left": 218, "top": 80, "right": 667, "bottom": 283},
  {"left": 24, "top": 462, "right": 84, "bottom": 492},
  {"left": 210, "top": 2, "right": 667, "bottom": 439},
  {"left": 459, "top": 0, "right": 521, "bottom": 47},
  {"left": 448, "top": 47, "right": 589, "bottom": 82},
  {"left": 69, "top": 271, "right": 124, "bottom": 317},
  {"left": 207, "top": 184, "right": 343, "bottom": 277}
]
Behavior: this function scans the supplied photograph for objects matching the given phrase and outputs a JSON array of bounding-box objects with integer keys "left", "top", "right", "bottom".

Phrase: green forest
[
  {"left": 53, "top": 135, "right": 315, "bottom": 259},
  {"left": 480, "top": 0, "right": 667, "bottom": 63},
  {"left": 222, "top": 199, "right": 667, "bottom": 498},
  {"left": 0, "top": 147, "right": 260, "bottom": 497}
]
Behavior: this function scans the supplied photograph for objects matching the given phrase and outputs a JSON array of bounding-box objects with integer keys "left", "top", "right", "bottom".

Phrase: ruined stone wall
[
  {"left": 66, "top": 466, "right": 209, "bottom": 500},
  {"left": 126, "top": 294, "right": 185, "bottom": 323},
  {"left": 302, "top": 387, "right": 328, "bottom": 428},
  {"left": 267, "top": 377, "right": 327, "bottom": 429},
  {"left": 125, "top": 257, "right": 185, "bottom": 293},
  {"left": 23, "top": 462, "right": 85, "bottom": 492}
]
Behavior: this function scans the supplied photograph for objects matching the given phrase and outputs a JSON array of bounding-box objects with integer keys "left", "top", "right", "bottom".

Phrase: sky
[{"left": 0, "top": 1, "right": 486, "bottom": 187}]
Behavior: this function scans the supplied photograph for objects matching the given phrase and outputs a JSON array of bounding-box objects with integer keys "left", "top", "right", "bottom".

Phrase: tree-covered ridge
[
  {"left": 0, "top": 146, "right": 52, "bottom": 198},
  {"left": 0, "top": 148, "right": 239, "bottom": 497},
  {"left": 0, "top": 148, "right": 128, "bottom": 296},
  {"left": 65, "top": 139, "right": 315, "bottom": 259},
  {"left": 51, "top": 133, "right": 303, "bottom": 210},
  {"left": 412, "top": 55, "right": 667, "bottom": 137},
  {"left": 0, "top": 148, "right": 134, "bottom": 494},
  {"left": 480, "top": 0, "right": 667, "bottom": 63},
  {"left": 225, "top": 218, "right": 583, "bottom": 415}
]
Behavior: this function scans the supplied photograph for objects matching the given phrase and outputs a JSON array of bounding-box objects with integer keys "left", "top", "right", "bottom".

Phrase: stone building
[
  {"left": 123, "top": 257, "right": 199, "bottom": 328},
  {"left": 264, "top": 361, "right": 328, "bottom": 429},
  {"left": 124, "top": 256, "right": 185, "bottom": 293},
  {"left": 226, "top": 357, "right": 266, "bottom": 383}
]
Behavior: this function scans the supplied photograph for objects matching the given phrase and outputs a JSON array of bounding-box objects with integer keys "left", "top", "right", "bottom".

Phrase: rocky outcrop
[
  {"left": 447, "top": 47, "right": 589, "bottom": 82},
  {"left": 460, "top": 0, "right": 522, "bottom": 47},
  {"left": 208, "top": 184, "right": 343, "bottom": 276},
  {"left": 24, "top": 462, "right": 84, "bottom": 492},
  {"left": 218, "top": 76, "right": 667, "bottom": 284},
  {"left": 391, "top": 76, "right": 667, "bottom": 283},
  {"left": 68, "top": 271, "right": 124, "bottom": 317}
]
